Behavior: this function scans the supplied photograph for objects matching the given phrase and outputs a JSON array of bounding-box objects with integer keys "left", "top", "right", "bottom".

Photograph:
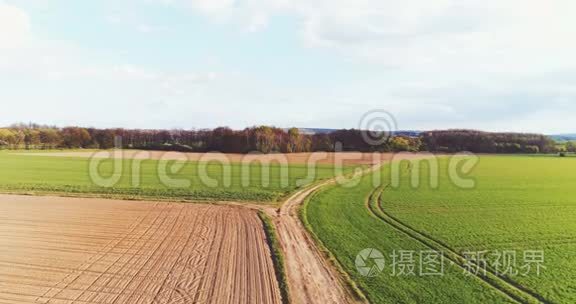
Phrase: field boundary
[
  {"left": 0, "top": 189, "right": 282, "bottom": 208},
  {"left": 258, "top": 211, "right": 292, "bottom": 304},
  {"left": 368, "top": 181, "right": 548, "bottom": 303},
  {"left": 0, "top": 183, "right": 283, "bottom": 202}
]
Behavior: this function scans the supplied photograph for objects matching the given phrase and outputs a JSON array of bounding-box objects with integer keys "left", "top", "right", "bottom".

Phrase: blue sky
[{"left": 1, "top": 0, "right": 575, "bottom": 133}]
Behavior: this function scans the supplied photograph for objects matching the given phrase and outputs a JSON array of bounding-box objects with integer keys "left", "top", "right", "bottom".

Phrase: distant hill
[
  {"left": 549, "top": 134, "right": 576, "bottom": 142},
  {"left": 300, "top": 129, "right": 573, "bottom": 142},
  {"left": 298, "top": 128, "right": 422, "bottom": 137},
  {"left": 298, "top": 128, "right": 336, "bottom": 135}
]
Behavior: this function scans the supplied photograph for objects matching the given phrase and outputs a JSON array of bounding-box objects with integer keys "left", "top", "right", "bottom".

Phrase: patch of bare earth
[
  {"left": 0, "top": 195, "right": 281, "bottom": 304},
  {"left": 16, "top": 151, "right": 393, "bottom": 166}
]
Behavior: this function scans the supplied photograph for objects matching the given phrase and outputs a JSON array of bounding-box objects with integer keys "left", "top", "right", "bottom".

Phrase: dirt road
[
  {"left": 273, "top": 153, "right": 429, "bottom": 304},
  {"left": 0, "top": 195, "right": 281, "bottom": 304},
  {"left": 274, "top": 181, "right": 357, "bottom": 304}
]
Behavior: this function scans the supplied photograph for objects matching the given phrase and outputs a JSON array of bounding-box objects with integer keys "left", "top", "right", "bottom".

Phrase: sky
[{"left": 1, "top": 0, "right": 575, "bottom": 133}]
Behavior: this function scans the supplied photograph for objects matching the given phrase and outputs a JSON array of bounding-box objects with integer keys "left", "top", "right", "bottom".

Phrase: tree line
[
  {"left": 0, "top": 123, "right": 558, "bottom": 154},
  {"left": 421, "top": 130, "right": 556, "bottom": 154}
]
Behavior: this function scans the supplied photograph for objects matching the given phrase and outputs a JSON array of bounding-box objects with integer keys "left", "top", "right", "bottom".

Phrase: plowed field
[{"left": 0, "top": 195, "right": 281, "bottom": 304}]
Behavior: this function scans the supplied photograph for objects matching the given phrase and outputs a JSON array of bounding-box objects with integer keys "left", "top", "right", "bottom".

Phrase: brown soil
[
  {"left": 0, "top": 194, "right": 281, "bottom": 304},
  {"left": 16, "top": 151, "right": 397, "bottom": 166}
]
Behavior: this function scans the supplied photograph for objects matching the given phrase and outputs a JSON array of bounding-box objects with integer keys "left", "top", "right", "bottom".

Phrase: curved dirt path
[
  {"left": 271, "top": 153, "right": 433, "bottom": 304},
  {"left": 273, "top": 175, "right": 378, "bottom": 304},
  {"left": 273, "top": 181, "right": 357, "bottom": 304}
]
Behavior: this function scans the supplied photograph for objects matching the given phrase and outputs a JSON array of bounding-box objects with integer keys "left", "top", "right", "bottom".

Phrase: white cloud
[
  {"left": 2, "top": 0, "right": 576, "bottom": 132},
  {"left": 167, "top": 0, "right": 576, "bottom": 134},
  {"left": 311, "top": 0, "right": 576, "bottom": 74},
  {"left": 179, "top": 0, "right": 576, "bottom": 78},
  {"left": 0, "top": 3, "right": 218, "bottom": 129},
  {"left": 0, "top": 3, "right": 31, "bottom": 49}
]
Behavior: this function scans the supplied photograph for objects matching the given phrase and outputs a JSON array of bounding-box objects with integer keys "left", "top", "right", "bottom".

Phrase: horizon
[
  {"left": 2, "top": 1, "right": 575, "bottom": 133},
  {"left": 2, "top": 122, "right": 575, "bottom": 136}
]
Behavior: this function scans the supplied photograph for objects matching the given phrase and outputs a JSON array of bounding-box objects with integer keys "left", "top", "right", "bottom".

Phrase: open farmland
[
  {"left": 381, "top": 156, "right": 576, "bottom": 303},
  {"left": 0, "top": 151, "right": 372, "bottom": 203},
  {"left": 305, "top": 155, "right": 576, "bottom": 303},
  {"left": 0, "top": 194, "right": 281, "bottom": 304},
  {"left": 0, "top": 150, "right": 383, "bottom": 304}
]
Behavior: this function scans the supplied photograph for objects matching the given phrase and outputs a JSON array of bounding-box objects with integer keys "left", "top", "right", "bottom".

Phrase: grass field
[
  {"left": 305, "top": 155, "right": 576, "bottom": 303},
  {"left": 0, "top": 151, "right": 352, "bottom": 203},
  {"left": 383, "top": 156, "right": 576, "bottom": 303}
]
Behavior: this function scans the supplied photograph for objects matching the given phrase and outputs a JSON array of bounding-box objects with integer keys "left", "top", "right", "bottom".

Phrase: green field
[
  {"left": 0, "top": 151, "right": 349, "bottom": 203},
  {"left": 305, "top": 155, "right": 576, "bottom": 303}
]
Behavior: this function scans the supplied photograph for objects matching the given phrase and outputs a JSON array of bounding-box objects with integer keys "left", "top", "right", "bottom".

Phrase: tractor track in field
[{"left": 366, "top": 183, "right": 549, "bottom": 304}]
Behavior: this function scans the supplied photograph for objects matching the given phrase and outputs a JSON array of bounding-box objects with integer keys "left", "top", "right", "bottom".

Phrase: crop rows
[{"left": 0, "top": 195, "right": 282, "bottom": 304}]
